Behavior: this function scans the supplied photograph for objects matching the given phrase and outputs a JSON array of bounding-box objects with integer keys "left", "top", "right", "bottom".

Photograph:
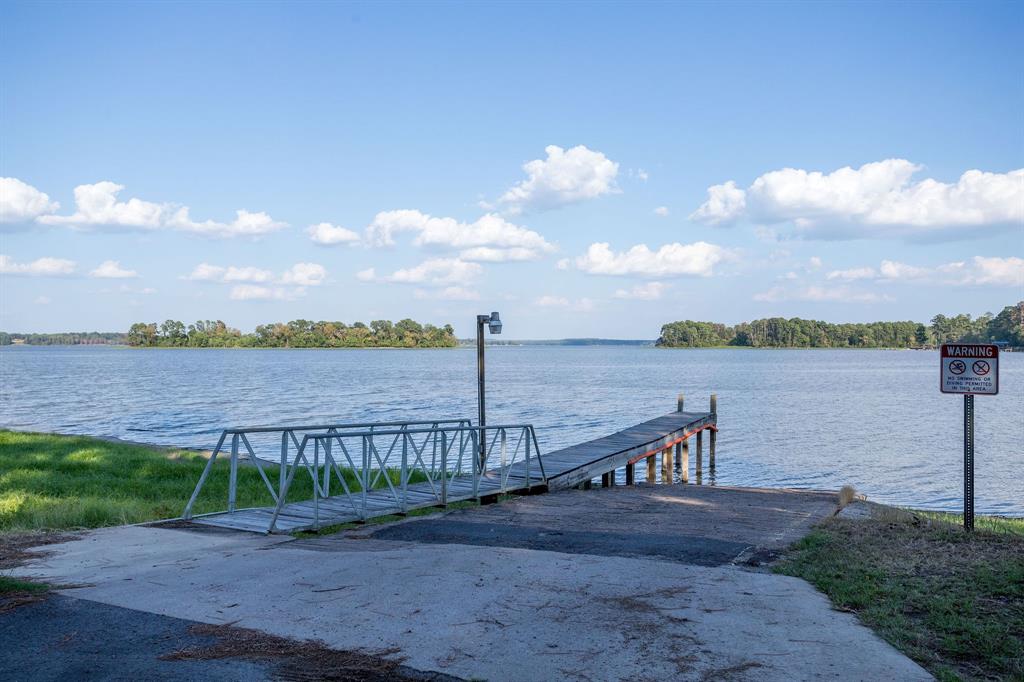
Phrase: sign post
[{"left": 940, "top": 343, "right": 999, "bottom": 530}]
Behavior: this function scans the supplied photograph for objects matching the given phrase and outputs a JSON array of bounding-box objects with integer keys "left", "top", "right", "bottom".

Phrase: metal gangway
[{"left": 182, "top": 419, "right": 546, "bottom": 533}]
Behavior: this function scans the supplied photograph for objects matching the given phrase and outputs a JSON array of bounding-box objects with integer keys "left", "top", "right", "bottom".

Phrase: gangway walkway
[{"left": 184, "top": 406, "right": 717, "bottom": 534}]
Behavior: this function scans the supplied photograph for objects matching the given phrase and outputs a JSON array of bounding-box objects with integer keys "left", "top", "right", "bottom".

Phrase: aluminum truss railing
[
  {"left": 182, "top": 419, "right": 471, "bottom": 521},
  {"left": 267, "top": 423, "right": 545, "bottom": 531}
]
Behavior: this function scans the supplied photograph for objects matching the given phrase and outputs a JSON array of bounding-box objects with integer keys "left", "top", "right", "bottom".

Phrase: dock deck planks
[{"left": 192, "top": 410, "right": 715, "bottom": 533}]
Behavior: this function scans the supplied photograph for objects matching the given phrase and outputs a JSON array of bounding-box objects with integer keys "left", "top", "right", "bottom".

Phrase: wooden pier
[{"left": 187, "top": 395, "right": 718, "bottom": 534}]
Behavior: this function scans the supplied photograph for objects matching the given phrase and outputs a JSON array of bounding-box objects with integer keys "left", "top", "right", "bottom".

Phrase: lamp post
[{"left": 476, "top": 311, "right": 502, "bottom": 469}]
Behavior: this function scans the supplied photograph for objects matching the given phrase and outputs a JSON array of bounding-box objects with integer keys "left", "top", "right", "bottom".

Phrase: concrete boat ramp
[{"left": 7, "top": 484, "right": 932, "bottom": 681}]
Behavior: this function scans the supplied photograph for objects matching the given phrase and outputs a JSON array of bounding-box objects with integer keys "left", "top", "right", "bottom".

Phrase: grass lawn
[
  {"left": 776, "top": 508, "right": 1023, "bottom": 682},
  {"left": 0, "top": 430, "right": 434, "bottom": 534}
]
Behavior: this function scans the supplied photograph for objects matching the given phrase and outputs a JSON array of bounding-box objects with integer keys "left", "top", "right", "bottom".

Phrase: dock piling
[
  {"left": 696, "top": 430, "right": 703, "bottom": 484},
  {"left": 626, "top": 462, "right": 635, "bottom": 485},
  {"left": 709, "top": 393, "right": 717, "bottom": 474},
  {"left": 661, "top": 446, "right": 673, "bottom": 483},
  {"left": 646, "top": 454, "right": 656, "bottom": 483}
]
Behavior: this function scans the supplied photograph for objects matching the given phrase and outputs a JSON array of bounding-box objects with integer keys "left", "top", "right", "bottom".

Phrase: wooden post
[
  {"left": 709, "top": 394, "right": 717, "bottom": 474},
  {"left": 696, "top": 430, "right": 703, "bottom": 484},
  {"left": 646, "top": 455, "right": 656, "bottom": 483},
  {"left": 680, "top": 437, "right": 689, "bottom": 483},
  {"left": 661, "top": 446, "right": 673, "bottom": 483},
  {"left": 608, "top": 469, "right": 616, "bottom": 487},
  {"left": 602, "top": 472, "right": 611, "bottom": 487},
  {"left": 583, "top": 479, "right": 592, "bottom": 490},
  {"left": 677, "top": 393, "right": 685, "bottom": 412},
  {"left": 626, "top": 462, "right": 635, "bottom": 485}
]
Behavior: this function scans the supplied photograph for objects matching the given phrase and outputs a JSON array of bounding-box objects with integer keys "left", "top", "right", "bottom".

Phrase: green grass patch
[
  {"left": 0, "top": 576, "right": 47, "bottom": 595},
  {"left": 0, "top": 430, "right": 425, "bottom": 534},
  {"left": 775, "top": 511, "right": 1024, "bottom": 681}
]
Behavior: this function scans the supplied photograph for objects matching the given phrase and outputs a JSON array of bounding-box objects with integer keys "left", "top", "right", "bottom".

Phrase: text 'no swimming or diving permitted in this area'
[{"left": 940, "top": 344, "right": 999, "bottom": 395}]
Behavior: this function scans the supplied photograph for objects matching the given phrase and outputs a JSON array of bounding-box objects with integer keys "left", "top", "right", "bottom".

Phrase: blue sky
[{"left": 1, "top": 1, "right": 1021, "bottom": 338}]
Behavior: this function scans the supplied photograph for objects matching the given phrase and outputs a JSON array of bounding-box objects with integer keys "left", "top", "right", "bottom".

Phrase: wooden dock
[{"left": 190, "top": 397, "right": 717, "bottom": 534}]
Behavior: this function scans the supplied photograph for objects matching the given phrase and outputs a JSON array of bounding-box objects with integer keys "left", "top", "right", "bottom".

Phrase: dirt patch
[
  {"left": 161, "top": 622, "right": 458, "bottom": 681},
  {"left": 0, "top": 531, "right": 74, "bottom": 570}
]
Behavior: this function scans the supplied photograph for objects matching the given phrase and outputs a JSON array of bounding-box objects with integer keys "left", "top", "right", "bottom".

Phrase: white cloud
[
  {"left": 536, "top": 295, "right": 570, "bottom": 307},
  {"left": 0, "top": 254, "right": 76, "bottom": 276},
  {"left": 497, "top": 145, "right": 619, "bottom": 214},
  {"left": 688, "top": 180, "right": 746, "bottom": 226},
  {"left": 228, "top": 285, "right": 304, "bottom": 301},
  {"left": 365, "top": 209, "right": 554, "bottom": 261},
  {"left": 37, "top": 181, "right": 286, "bottom": 237},
  {"left": 826, "top": 267, "right": 877, "bottom": 281},
  {"left": 613, "top": 282, "right": 668, "bottom": 300},
  {"left": 0, "top": 178, "right": 60, "bottom": 223},
  {"left": 823, "top": 256, "right": 1022, "bottom": 287},
  {"left": 573, "top": 241, "right": 733, "bottom": 278},
  {"left": 754, "top": 285, "right": 889, "bottom": 303},
  {"left": 170, "top": 208, "right": 286, "bottom": 237},
  {"left": 366, "top": 258, "right": 482, "bottom": 286},
  {"left": 556, "top": 258, "right": 571, "bottom": 270},
  {"left": 879, "top": 260, "right": 930, "bottom": 280},
  {"left": 183, "top": 262, "right": 324, "bottom": 286},
  {"left": 458, "top": 246, "right": 540, "bottom": 262},
  {"left": 183, "top": 263, "right": 227, "bottom": 281},
  {"left": 279, "top": 262, "right": 327, "bottom": 287},
  {"left": 691, "top": 160, "right": 1024, "bottom": 238},
  {"left": 653, "top": 206, "right": 670, "bottom": 217},
  {"left": 535, "top": 295, "right": 595, "bottom": 311},
  {"left": 636, "top": 169, "right": 649, "bottom": 182},
  {"left": 307, "top": 222, "right": 360, "bottom": 246},
  {"left": 89, "top": 260, "right": 139, "bottom": 279},
  {"left": 223, "top": 266, "right": 274, "bottom": 283},
  {"left": 413, "top": 286, "right": 481, "bottom": 301},
  {"left": 807, "top": 256, "right": 823, "bottom": 270}
]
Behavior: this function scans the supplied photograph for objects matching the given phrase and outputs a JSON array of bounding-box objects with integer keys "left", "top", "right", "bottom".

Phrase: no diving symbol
[
  {"left": 949, "top": 360, "right": 966, "bottom": 375},
  {"left": 973, "top": 360, "right": 991, "bottom": 376}
]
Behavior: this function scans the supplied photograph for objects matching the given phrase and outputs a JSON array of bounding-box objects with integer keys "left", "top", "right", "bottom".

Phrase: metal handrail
[
  {"left": 265, "top": 423, "right": 544, "bottom": 531},
  {"left": 182, "top": 418, "right": 472, "bottom": 520}
]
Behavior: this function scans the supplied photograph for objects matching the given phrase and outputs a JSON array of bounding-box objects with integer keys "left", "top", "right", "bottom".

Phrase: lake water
[{"left": 1, "top": 345, "right": 1021, "bottom": 516}]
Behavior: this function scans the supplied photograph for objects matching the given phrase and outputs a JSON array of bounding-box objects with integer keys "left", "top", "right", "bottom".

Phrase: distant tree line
[
  {"left": 657, "top": 302, "right": 1024, "bottom": 349},
  {"left": 0, "top": 331, "right": 128, "bottom": 346},
  {"left": 123, "top": 318, "right": 458, "bottom": 348}
]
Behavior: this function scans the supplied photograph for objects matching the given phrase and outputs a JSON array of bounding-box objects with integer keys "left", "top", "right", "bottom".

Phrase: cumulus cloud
[
  {"left": 413, "top": 286, "right": 481, "bottom": 301},
  {"left": 0, "top": 254, "right": 76, "bottom": 276},
  {"left": 613, "top": 281, "right": 668, "bottom": 300},
  {"left": 228, "top": 285, "right": 304, "bottom": 301},
  {"left": 364, "top": 209, "right": 555, "bottom": 261},
  {"left": 363, "top": 258, "right": 482, "bottom": 286},
  {"left": 307, "top": 222, "right": 360, "bottom": 245},
  {"left": 826, "top": 256, "right": 1023, "bottom": 287},
  {"left": 535, "top": 295, "right": 595, "bottom": 311},
  {"left": 183, "top": 262, "right": 324, "bottom": 287},
  {"left": 572, "top": 241, "right": 733, "bottom": 278},
  {"left": 279, "top": 262, "right": 327, "bottom": 287},
  {"left": 653, "top": 206, "right": 670, "bottom": 217},
  {"left": 753, "top": 285, "right": 890, "bottom": 304},
  {"left": 690, "top": 160, "right": 1024, "bottom": 238},
  {"left": 497, "top": 145, "right": 619, "bottom": 214},
  {"left": 0, "top": 178, "right": 60, "bottom": 223},
  {"left": 688, "top": 180, "right": 746, "bottom": 226},
  {"left": 36, "top": 181, "right": 286, "bottom": 237},
  {"left": 89, "top": 260, "right": 139, "bottom": 279}
]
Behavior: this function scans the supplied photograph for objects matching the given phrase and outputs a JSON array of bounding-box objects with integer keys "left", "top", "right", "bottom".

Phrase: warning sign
[{"left": 940, "top": 344, "right": 999, "bottom": 395}]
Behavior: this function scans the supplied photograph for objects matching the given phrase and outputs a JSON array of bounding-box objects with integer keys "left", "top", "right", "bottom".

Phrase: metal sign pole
[{"left": 963, "top": 394, "right": 974, "bottom": 531}]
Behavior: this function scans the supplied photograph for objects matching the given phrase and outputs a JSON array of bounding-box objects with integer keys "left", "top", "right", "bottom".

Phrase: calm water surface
[{"left": 1, "top": 345, "right": 1021, "bottom": 515}]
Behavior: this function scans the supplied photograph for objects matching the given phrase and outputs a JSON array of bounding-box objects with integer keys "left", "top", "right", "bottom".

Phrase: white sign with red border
[{"left": 940, "top": 343, "right": 999, "bottom": 395}]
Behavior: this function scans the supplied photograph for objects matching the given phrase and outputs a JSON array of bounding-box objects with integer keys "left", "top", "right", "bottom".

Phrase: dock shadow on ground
[{"left": 6, "top": 485, "right": 933, "bottom": 681}]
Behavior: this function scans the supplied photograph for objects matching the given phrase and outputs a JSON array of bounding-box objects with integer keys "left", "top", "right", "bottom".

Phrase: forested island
[
  {"left": 657, "top": 302, "right": 1023, "bottom": 348},
  {"left": 0, "top": 319, "right": 457, "bottom": 348}
]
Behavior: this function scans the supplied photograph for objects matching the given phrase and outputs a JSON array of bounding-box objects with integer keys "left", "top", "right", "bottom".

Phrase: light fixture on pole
[{"left": 476, "top": 311, "right": 502, "bottom": 468}]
